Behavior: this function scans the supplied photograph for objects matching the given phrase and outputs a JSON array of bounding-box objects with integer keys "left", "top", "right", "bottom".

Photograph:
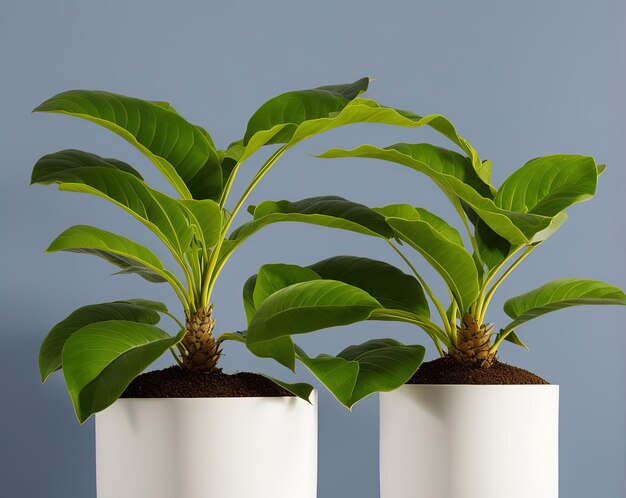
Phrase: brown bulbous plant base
[
  {"left": 122, "top": 366, "right": 294, "bottom": 398},
  {"left": 407, "top": 356, "right": 549, "bottom": 385}
]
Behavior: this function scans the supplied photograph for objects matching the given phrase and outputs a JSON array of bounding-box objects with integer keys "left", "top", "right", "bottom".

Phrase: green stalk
[
  {"left": 477, "top": 245, "right": 537, "bottom": 324},
  {"left": 472, "top": 244, "right": 525, "bottom": 323},
  {"left": 369, "top": 308, "right": 448, "bottom": 356},
  {"left": 200, "top": 145, "right": 290, "bottom": 306},
  {"left": 387, "top": 241, "right": 454, "bottom": 337}
]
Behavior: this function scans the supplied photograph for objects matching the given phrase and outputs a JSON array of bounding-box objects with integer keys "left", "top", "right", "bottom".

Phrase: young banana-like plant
[
  {"left": 240, "top": 140, "right": 626, "bottom": 408},
  {"left": 35, "top": 78, "right": 491, "bottom": 422}
]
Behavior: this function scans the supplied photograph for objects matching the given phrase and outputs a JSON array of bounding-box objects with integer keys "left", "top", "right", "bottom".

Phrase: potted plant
[
  {"left": 239, "top": 134, "right": 626, "bottom": 497},
  {"left": 32, "top": 78, "right": 457, "bottom": 498}
]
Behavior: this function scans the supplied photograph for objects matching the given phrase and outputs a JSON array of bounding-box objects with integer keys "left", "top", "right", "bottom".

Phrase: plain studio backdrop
[{"left": 1, "top": 1, "right": 625, "bottom": 497}]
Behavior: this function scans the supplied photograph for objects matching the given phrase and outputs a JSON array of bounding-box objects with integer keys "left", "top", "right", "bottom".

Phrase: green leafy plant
[
  {"left": 34, "top": 79, "right": 492, "bottom": 422},
  {"left": 239, "top": 130, "right": 626, "bottom": 407}
]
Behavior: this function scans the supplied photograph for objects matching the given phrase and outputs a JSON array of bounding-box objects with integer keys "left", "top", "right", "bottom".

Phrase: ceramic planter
[
  {"left": 96, "top": 392, "right": 317, "bottom": 498},
  {"left": 380, "top": 385, "right": 559, "bottom": 498}
]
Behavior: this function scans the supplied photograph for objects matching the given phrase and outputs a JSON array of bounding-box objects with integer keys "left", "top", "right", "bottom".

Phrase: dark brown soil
[
  {"left": 407, "top": 357, "right": 549, "bottom": 385},
  {"left": 122, "top": 366, "right": 294, "bottom": 398}
]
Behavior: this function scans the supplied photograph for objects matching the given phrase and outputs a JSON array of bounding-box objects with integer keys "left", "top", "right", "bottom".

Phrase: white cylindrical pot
[
  {"left": 96, "top": 392, "right": 317, "bottom": 498},
  {"left": 380, "top": 385, "right": 558, "bottom": 498}
]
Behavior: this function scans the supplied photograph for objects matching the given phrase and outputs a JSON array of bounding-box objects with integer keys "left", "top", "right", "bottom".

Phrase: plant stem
[
  {"left": 169, "top": 347, "right": 183, "bottom": 367},
  {"left": 370, "top": 308, "right": 448, "bottom": 355},
  {"left": 387, "top": 240, "right": 454, "bottom": 336},
  {"left": 200, "top": 145, "right": 290, "bottom": 307},
  {"left": 477, "top": 245, "right": 537, "bottom": 324},
  {"left": 472, "top": 244, "right": 525, "bottom": 323}
]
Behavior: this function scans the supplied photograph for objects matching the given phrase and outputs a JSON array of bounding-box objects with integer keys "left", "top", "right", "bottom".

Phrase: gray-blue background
[{"left": 1, "top": 1, "right": 624, "bottom": 496}]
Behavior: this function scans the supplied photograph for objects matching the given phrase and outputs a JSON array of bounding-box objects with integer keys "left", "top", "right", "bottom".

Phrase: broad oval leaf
[
  {"left": 62, "top": 321, "right": 182, "bottom": 423},
  {"left": 31, "top": 152, "right": 194, "bottom": 258},
  {"left": 47, "top": 225, "right": 176, "bottom": 284},
  {"left": 307, "top": 256, "right": 429, "bottom": 317},
  {"left": 501, "top": 278, "right": 626, "bottom": 336},
  {"left": 296, "top": 339, "right": 425, "bottom": 409},
  {"left": 246, "top": 280, "right": 382, "bottom": 346},
  {"left": 386, "top": 217, "right": 480, "bottom": 312},
  {"left": 496, "top": 155, "right": 599, "bottom": 216},
  {"left": 39, "top": 301, "right": 162, "bottom": 382},
  {"left": 34, "top": 90, "right": 221, "bottom": 200},
  {"left": 318, "top": 144, "right": 553, "bottom": 245}
]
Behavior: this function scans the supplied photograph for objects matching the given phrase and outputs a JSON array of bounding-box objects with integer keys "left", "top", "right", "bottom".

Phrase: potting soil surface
[
  {"left": 407, "top": 357, "right": 549, "bottom": 385},
  {"left": 122, "top": 367, "right": 294, "bottom": 398}
]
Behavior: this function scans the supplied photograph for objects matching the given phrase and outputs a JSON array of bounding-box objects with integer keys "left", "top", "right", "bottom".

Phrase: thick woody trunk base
[
  {"left": 181, "top": 305, "right": 221, "bottom": 373},
  {"left": 449, "top": 314, "right": 495, "bottom": 367}
]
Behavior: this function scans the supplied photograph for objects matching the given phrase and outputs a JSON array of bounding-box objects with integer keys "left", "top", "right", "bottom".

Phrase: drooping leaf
[
  {"left": 296, "top": 339, "right": 425, "bottom": 409},
  {"left": 260, "top": 375, "right": 314, "bottom": 402},
  {"left": 307, "top": 256, "right": 429, "bottom": 317},
  {"left": 501, "top": 278, "right": 626, "bottom": 336},
  {"left": 235, "top": 196, "right": 393, "bottom": 239},
  {"left": 222, "top": 196, "right": 393, "bottom": 265},
  {"left": 39, "top": 301, "right": 162, "bottom": 382},
  {"left": 241, "top": 90, "right": 486, "bottom": 183},
  {"left": 245, "top": 280, "right": 382, "bottom": 369},
  {"left": 386, "top": 217, "right": 480, "bottom": 312},
  {"left": 318, "top": 144, "right": 553, "bottom": 245},
  {"left": 62, "top": 321, "right": 183, "bottom": 423},
  {"left": 243, "top": 77, "right": 370, "bottom": 146},
  {"left": 31, "top": 153, "right": 194, "bottom": 257},
  {"left": 374, "top": 204, "right": 464, "bottom": 246},
  {"left": 495, "top": 155, "right": 599, "bottom": 217},
  {"left": 46, "top": 225, "right": 177, "bottom": 284},
  {"left": 34, "top": 90, "right": 221, "bottom": 200},
  {"left": 116, "top": 299, "right": 169, "bottom": 314},
  {"left": 30, "top": 149, "right": 143, "bottom": 180}
]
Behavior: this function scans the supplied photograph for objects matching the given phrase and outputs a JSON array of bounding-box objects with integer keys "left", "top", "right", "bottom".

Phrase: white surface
[
  {"left": 380, "top": 385, "right": 559, "bottom": 498},
  {"left": 96, "top": 392, "right": 318, "bottom": 498}
]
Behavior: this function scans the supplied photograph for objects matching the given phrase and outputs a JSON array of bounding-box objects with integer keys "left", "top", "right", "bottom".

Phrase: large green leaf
[
  {"left": 63, "top": 321, "right": 183, "bottom": 423},
  {"left": 34, "top": 90, "right": 221, "bottom": 200},
  {"left": 307, "top": 256, "right": 429, "bottom": 317},
  {"left": 500, "top": 278, "right": 626, "bottom": 336},
  {"left": 477, "top": 155, "right": 598, "bottom": 269},
  {"left": 245, "top": 280, "right": 382, "bottom": 369},
  {"left": 296, "top": 339, "right": 425, "bottom": 408},
  {"left": 252, "top": 264, "right": 321, "bottom": 311},
  {"left": 241, "top": 90, "right": 486, "bottom": 183},
  {"left": 235, "top": 196, "right": 393, "bottom": 239},
  {"left": 32, "top": 152, "right": 194, "bottom": 258},
  {"left": 243, "top": 77, "right": 370, "bottom": 146},
  {"left": 30, "top": 149, "right": 143, "bottom": 180},
  {"left": 39, "top": 301, "right": 163, "bottom": 382},
  {"left": 495, "top": 155, "right": 599, "bottom": 216},
  {"left": 47, "top": 225, "right": 178, "bottom": 284},
  {"left": 318, "top": 144, "right": 554, "bottom": 245},
  {"left": 222, "top": 196, "right": 393, "bottom": 267},
  {"left": 386, "top": 217, "right": 480, "bottom": 312}
]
